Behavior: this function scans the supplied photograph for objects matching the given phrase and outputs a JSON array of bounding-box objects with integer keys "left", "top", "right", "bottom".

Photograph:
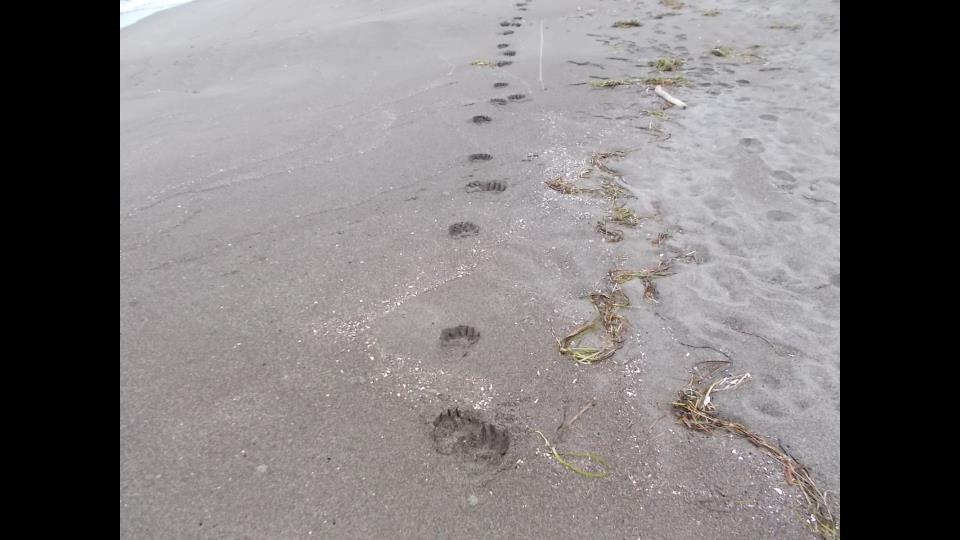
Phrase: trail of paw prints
[{"left": 449, "top": 221, "right": 480, "bottom": 238}]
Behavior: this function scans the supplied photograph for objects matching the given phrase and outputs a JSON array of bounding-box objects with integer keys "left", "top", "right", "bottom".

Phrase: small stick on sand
[
  {"left": 654, "top": 84, "right": 687, "bottom": 108},
  {"left": 557, "top": 399, "right": 596, "bottom": 438},
  {"left": 539, "top": 21, "right": 545, "bottom": 91}
]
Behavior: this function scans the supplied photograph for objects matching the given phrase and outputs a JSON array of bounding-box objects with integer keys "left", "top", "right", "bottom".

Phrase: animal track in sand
[
  {"left": 753, "top": 398, "right": 788, "bottom": 419},
  {"left": 449, "top": 222, "right": 480, "bottom": 238},
  {"left": 760, "top": 373, "right": 783, "bottom": 390},
  {"left": 771, "top": 170, "right": 797, "bottom": 183},
  {"left": 465, "top": 180, "right": 507, "bottom": 193},
  {"left": 497, "top": 43, "right": 510, "bottom": 49},
  {"left": 440, "top": 325, "right": 481, "bottom": 346},
  {"left": 493, "top": 82, "right": 509, "bottom": 88},
  {"left": 739, "top": 138, "right": 765, "bottom": 153},
  {"left": 472, "top": 115, "right": 492, "bottom": 124},
  {"left": 766, "top": 210, "right": 796, "bottom": 222},
  {"left": 432, "top": 408, "right": 509, "bottom": 464},
  {"left": 468, "top": 153, "right": 493, "bottom": 161},
  {"left": 501, "top": 50, "right": 516, "bottom": 56},
  {"left": 500, "top": 30, "right": 514, "bottom": 35},
  {"left": 490, "top": 98, "right": 508, "bottom": 105},
  {"left": 507, "top": 94, "right": 526, "bottom": 101}
]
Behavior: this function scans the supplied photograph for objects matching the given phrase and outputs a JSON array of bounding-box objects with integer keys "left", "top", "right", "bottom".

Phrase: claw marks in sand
[
  {"left": 440, "top": 325, "right": 481, "bottom": 346},
  {"left": 465, "top": 180, "right": 507, "bottom": 193},
  {"left": 432, "top": 408, "right": 509, "bottom": 464},
  {"left": 449, "top": 222, "right": 480, "bottom": 238}
]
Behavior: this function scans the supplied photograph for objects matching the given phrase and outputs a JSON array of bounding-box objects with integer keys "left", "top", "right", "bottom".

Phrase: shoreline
[{"left": 120, "top": 0, "right": 195, "bottom": 29}]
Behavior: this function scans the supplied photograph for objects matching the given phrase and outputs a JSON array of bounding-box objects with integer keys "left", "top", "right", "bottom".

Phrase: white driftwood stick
[
  {"left": 539, "top": 21, "right": 545, "bottom": 91},
  {"left": 654, "top": 85, "right": 687, "bottom": 109}
]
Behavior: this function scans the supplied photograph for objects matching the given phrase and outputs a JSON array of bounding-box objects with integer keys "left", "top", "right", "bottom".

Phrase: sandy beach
[{"left": 121, "top": 0, "right": 840, "bottom": 537}]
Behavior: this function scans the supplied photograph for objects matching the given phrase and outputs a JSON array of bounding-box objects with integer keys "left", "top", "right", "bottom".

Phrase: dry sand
[{"left": 121, "top": 0, "right": 840, "bottom": 537}]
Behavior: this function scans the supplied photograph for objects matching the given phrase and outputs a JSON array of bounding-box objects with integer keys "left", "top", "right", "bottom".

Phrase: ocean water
[{"left": 120, "top": 0, "right": 194, "bottom": 29}]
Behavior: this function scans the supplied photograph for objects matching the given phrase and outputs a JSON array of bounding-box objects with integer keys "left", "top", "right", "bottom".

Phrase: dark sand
[{"left": 121, "top": 0, "right": 840, "bottom": 537}]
